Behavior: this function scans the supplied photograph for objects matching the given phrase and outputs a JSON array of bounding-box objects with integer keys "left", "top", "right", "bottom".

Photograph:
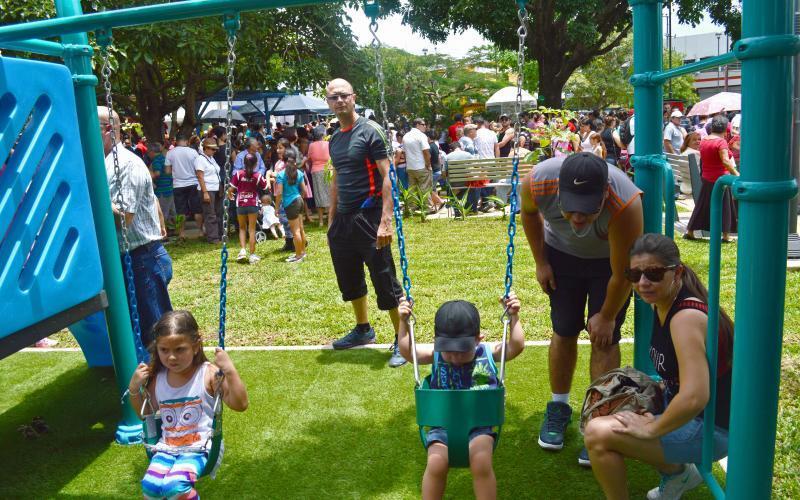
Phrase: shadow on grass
[
  {"left": 0, "top": 366, "right": 126, "bottom": 498},
  {"left": 315, "top": 347, "right": 392, "bottom": 371},
  {"left": 202, "top": 403, "right": 422, "bottom": 498}
]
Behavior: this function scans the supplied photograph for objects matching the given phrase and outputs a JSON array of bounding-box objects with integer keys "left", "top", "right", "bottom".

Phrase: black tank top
[
  {"left": 498, "top": 130, "right": 513, "bottom": 157},
  {"left": 601, "top": 128, "right": 619, "bottom": 161},
  {"left": 650, "top": 284, "right": 732, "bottom": 429}
]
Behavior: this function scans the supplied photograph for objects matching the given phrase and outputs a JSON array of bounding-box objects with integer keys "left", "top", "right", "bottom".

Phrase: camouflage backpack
[{"left": 579, "top": 366, "right": 664, "bottom": 433}]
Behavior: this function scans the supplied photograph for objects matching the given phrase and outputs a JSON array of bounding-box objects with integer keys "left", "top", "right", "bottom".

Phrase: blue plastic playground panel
[{"left": 0, "top": 55, "right": 104, "bottom": 339}]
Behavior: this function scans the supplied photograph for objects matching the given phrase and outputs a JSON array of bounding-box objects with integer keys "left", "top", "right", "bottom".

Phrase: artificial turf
[
  {"left": 9, "top": 215, "right": 799, "bottom": 497},
  {"left": 2, "top": 345, "right": 728, "bottom": 499}
]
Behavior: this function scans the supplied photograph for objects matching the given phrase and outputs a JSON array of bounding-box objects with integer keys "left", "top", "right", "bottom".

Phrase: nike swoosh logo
[{"left": 573, "top": 179, "right": 588, "bottom": 185}]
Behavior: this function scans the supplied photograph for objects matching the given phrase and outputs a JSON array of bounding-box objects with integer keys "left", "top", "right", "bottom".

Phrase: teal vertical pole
[
  {"left": 55, "top": 0, "right": 142, "bottom": 443},
  {"left": 701, "top": 175, "right": 735, "bottom": 499},
  {"left": 727, "top": 0, "right": 798, "bottom": 497},
  {"left": 628, "top": 0, "right": 664, "bottom": 372}
]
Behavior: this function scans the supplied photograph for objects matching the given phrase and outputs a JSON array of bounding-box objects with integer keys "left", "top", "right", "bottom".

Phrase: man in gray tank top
[{"left": 520, "top": 152, "right": 643, "bottom": 466}]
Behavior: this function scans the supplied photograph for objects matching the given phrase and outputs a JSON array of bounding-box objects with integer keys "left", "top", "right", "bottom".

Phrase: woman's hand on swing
[{"left": 129, "top": 362, "right": 150, "bottom": 392}]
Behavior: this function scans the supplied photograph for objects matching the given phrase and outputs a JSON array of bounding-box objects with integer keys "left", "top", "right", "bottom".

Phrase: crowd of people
[{"left": 119, "top": 117, "right": 336, "bottom": 264}]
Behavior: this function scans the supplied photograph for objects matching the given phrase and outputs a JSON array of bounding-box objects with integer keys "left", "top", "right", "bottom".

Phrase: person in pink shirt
[
  {"left": 304, "top": 128, "right": 332, "bottom": 226},
  {"left": 685, "top": 115, "right": 739, "bottom": 242},
  {"left": 228, "top": 153, "right": 268, "bottom": 263}
]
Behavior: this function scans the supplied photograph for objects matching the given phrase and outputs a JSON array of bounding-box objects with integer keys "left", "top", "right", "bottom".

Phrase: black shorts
[
  {"left": 327, "top": 207, "right": 403, "bottom": 310},
  {"left": 237, "top": 206, "right": 259, "bottom": 216},
  {"left": 173, "top": 185, "right": 202, "bottom": 217},
  {"left": 545, "top": 243, "right": 630, "bottom": 343},
  {"left": 284, "top": 197, "right": 304, "bottom": 220}
]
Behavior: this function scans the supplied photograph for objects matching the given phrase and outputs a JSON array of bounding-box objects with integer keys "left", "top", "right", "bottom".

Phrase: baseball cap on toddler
[{"left": 433, "top": 300, "right": 481, "bottom": 352}]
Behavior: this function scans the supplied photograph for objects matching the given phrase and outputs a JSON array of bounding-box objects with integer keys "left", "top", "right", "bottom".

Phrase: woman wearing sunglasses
[{"left": 584, "top": 233, "right": 733, "bottom": 500}]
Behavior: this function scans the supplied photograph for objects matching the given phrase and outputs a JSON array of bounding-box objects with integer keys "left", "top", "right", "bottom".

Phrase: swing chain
[
  {"left": 503, "top": 4, "right": 528, "bottom": 301},
  {"left": 369, "top": 19, "right": 412, "bottom": 301},
  {"left": 218, "top": 16, "right": 239, "bottom": 351},
  {"left": 99, "top": 32, "right": 146, "bottom": 363},
  {"left": 368, "top": 21, "right": 390, "bottom": 147}
]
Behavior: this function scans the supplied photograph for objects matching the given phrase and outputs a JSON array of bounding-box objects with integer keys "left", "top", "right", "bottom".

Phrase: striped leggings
[{"left": 142, "top": 451, "right": 208, "bottom": 500}]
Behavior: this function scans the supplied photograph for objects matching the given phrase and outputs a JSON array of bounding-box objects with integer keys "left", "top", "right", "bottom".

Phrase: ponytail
[
  {"left": 284, "top": 150, "right": 298, "bottom": 186},
  {"left": 244, "top": 153, "right": 257, "bottom": 179},
  {"left": 680, "top": 264, "right": 734, "bottom": 368}
]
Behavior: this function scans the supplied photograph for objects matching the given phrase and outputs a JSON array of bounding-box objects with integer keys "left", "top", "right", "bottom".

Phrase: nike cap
[
  {"left": 558, "top": 152, "right": 609, "bottom": 214},
  {"left": 433, "top": 300, "right": 481, "bottom": 353}
]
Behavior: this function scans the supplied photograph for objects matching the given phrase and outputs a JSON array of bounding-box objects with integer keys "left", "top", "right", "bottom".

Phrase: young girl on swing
[
  {"left": 397, "top": 292, "right": 525, "bottom": 500},
  {"left": 229, "top": 153, "right": 268, "bottom": 264},
  {"left": 128, "top": 310, "right": 248, "bottom": 500}
]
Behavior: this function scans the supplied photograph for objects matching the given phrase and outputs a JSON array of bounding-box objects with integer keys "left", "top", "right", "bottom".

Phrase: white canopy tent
[{"left": 485, "top": 86, "right": 537, "bottom": 116}]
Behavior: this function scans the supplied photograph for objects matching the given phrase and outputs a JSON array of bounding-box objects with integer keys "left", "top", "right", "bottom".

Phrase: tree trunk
[
  {"left": 132, "top": 61, "right": 168, "bottom": 145},
  {"left": 537, "top": 72, "right": 569, "bottom": 109}
]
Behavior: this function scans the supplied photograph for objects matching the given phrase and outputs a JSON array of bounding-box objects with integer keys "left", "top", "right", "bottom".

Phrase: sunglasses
[
  {"left": 624, "top": 265, "right": 678, "bottom": 283},
  {"left": 326, "top": 93, "right": 353, "bottom": 102}
]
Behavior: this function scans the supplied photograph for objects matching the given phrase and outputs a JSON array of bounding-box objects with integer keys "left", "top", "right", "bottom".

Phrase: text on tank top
[
  {"left": 650, "top": 284, "right": 732, "bottom": 429},
  {"left": 155, "top": 362, "right": 215, "bottom": 448},
  {"left": 430, "top": 344, "right": 499, "bottom": 390},
  {"left": 530, "top": 156, "right": 643, "bottom": 259}
]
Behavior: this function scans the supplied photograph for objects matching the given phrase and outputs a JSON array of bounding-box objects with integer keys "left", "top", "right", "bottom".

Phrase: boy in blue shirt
[{"left": 397, "top": 292, "right": 525, "bottom": 500}]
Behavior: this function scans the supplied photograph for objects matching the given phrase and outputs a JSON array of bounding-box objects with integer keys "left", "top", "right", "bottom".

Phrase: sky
[{"left": 345, "top": 7, "right": 726, "bottom": 58}]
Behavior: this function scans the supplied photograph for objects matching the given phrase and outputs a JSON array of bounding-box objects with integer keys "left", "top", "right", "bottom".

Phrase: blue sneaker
[
  {"left": 578, "top": 446, "right": 591, "bottom": 467},
  {"left": 332, "top": 326, "right": 376, "bottom": 350},
  {"left": 538, "top": 401, "right": 572, "bottom": 450},
  {"left": 387, "top": 342, "right": 407, "bottom": 368}
]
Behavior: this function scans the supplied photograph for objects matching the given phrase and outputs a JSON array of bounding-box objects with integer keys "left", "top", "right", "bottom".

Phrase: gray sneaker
[
  {"left": 647, "top": 464, "right": 703, "bottom": 499},
  {"left": 387, "top": 342, "right": 407, "bottom": 368},
  {"left": 332, "top": 326, "right": 376, "bottom": 350}
]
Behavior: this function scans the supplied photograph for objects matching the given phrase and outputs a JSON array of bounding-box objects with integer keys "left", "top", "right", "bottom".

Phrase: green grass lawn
[
  {"left": 7, "top": 215, "right": 799, "bottom": 497},
  {"left": 2, "top": 346, "right": 729, "bottom": 499},
  {"left": 49, "top": 214, "right": 800, "bottom": 347}
]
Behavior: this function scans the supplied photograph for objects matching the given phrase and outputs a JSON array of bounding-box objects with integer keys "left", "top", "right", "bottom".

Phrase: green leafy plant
[
  {"left": 404, "top": 186, "right": 434, "bottom": 223},
  {"left": 445, "top": 188, "right": 473, "bottom": 221},
  {"left": 174, "top": 214, "right": 186, "bottom": 238},
  {"left": 484, "top": 195, "right": 508, "bottom": 221}
]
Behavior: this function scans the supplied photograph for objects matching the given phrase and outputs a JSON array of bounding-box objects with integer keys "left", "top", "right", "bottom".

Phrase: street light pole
[
  {"left": 716, "top": 33, "right": 722, "bottom": 92},
  {"left": 667, "top": 1, "right": 673, "bottom": 99}
]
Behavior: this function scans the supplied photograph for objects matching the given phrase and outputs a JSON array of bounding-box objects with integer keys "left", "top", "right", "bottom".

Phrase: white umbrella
[{"left": 687, "top": 92, "right": 741, "bottom": 117}]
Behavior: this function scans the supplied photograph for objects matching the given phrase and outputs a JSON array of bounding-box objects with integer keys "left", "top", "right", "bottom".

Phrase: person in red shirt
[
  {"left": 447, "top": 113, "right": 464, "bottom": 144},
  {"left": 685, "top": 115, "right": 739, "bottom": 242}
]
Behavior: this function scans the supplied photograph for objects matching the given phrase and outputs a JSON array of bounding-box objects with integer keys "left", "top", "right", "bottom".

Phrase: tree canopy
[
  {"left": 564, "top": 37, "right": 696, "bottom": 110},
  {"left": 385, "top": 0, "right": 741, "bottom": 107},
  {"left": 356, "top": 46, "right": 512, "bottom": 126},
  {"left": 2, "top": 0, "right": 365, "bottom": 140}
]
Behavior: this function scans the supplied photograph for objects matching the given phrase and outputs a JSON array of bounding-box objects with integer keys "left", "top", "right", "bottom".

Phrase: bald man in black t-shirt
[{"left": 325, "top": 78, "right": 406, "bottom": 368}]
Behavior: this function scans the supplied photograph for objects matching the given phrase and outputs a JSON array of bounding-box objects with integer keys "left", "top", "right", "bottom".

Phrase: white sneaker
[
  {"left": 285, "top": 253, "right": 306, "bottom": 263},
  {"left": 647, "top": 464, "right": 703, "bottom": 499},
  {"left": 248, "top": 254, "right": 261, "bottom": 264},
  {"left": 236, "top": 248, "right": 247, "bottom": 262}
]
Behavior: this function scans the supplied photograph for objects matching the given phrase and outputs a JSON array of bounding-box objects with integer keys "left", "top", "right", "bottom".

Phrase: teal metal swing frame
[{"left": 0, "top": 0, "right": 797, "bottom": 497}]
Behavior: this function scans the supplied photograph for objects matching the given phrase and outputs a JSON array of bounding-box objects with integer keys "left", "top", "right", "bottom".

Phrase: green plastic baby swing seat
[{"left": 415, "top": 376, "right": 505, "bottom": 468}]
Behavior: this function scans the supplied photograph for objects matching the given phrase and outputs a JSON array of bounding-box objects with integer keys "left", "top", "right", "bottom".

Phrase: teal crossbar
[{"left": 0, "top": 0, "right": 340, "bottom": 43}]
